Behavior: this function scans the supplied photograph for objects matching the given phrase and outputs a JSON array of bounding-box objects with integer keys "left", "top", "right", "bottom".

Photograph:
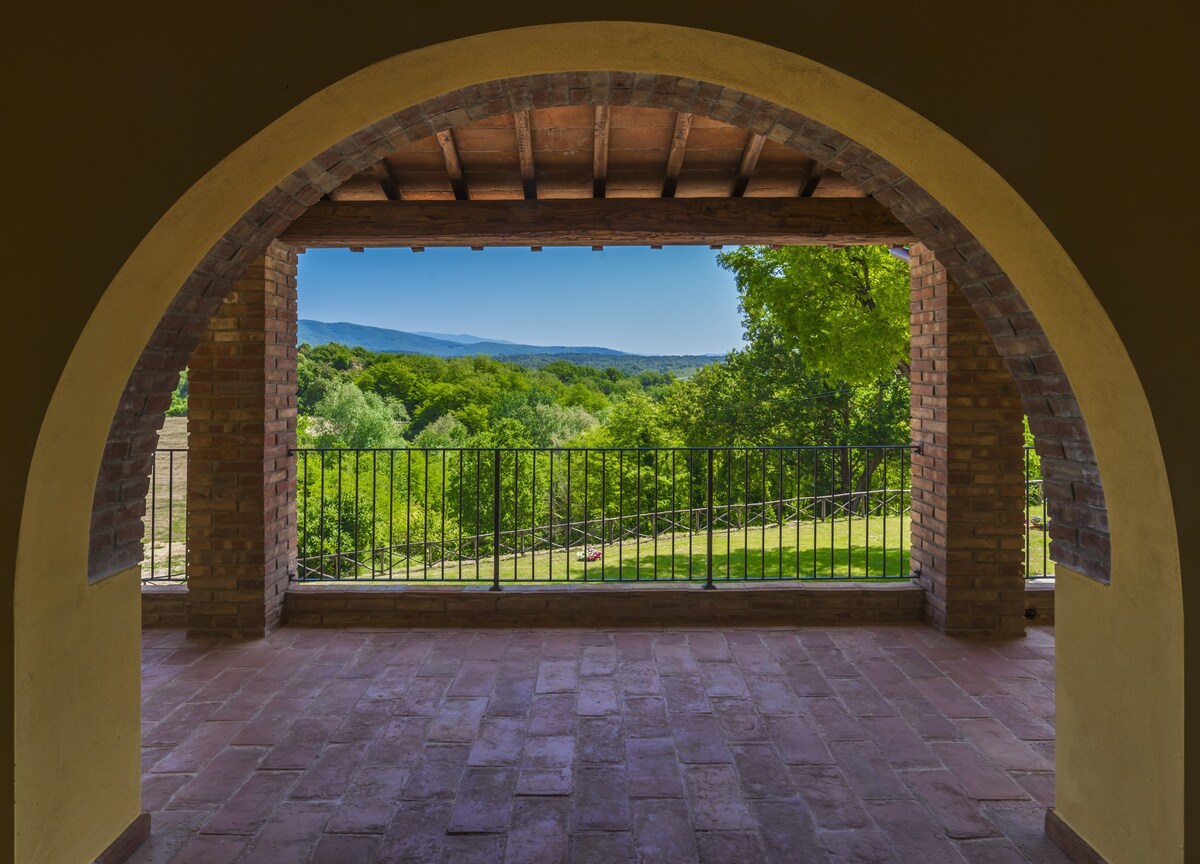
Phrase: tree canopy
[{"left": 717, "top": 245, "right": 910, "bottom": 385}]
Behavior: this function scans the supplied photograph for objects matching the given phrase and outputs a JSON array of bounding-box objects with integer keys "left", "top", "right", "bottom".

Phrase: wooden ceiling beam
[
  {"left": 731, "top": 133, "right": 766, "bottom": 197},
  {"left": 514, "top": 110, "right": 536, "bottom": 200},
  {"left": 435, "top": 129, "right": 469, "bottom": 200},
  {"left": 281, "top": 197, "right": 916, "bottom": 248},
  {"left": 592, "top": 106, "right": 610, "bottom": 198},
  {"left": 370, "top": 160, "right": 401, "bottom": 201},
  {"left": 799, "top": 161, "right": 824, "bottom": 197},
  {"left": 662, "top": 112, "right": 693, "bottom": 198}
]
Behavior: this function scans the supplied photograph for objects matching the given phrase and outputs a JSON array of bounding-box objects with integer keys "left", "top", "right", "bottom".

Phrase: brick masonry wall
[
  {"left": 185, "top": 242, "right": 297, "bottom": 637},
  {"left": 909, "top": 244, "right": 1029, "bottom": 636},
  {"left": 1025, "top": 583, "right": 1055, "bottom": 625},
  {"left": 140, "top": 586, "right": 188, "bottom": 628},
  {"left": 90, "top": 71, "right": 1108, "bottom": 592},
  {"left": 284, "top": 584, "right": 925, "bottom": 628}
]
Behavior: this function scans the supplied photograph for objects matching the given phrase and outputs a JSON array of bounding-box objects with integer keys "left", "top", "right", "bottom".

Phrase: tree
[
  {"left": 601, "top": 392, "right": 674, "bottom": 448},
  {"left": 717, "top": 245, "right": 910, "bottom": 384},
  {"left": 308, "top": 380, "right": 409, "bottom": 448},
  {"left": 166, "top": 370, "right": 188, "bottom": 416},
  {"left": 414, "top": 415, "right": 470, "bottom": 448}
]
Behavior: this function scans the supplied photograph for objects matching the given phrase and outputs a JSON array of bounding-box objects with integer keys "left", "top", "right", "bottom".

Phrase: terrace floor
[{"left": 134, "top": 624, "right": 1065, "bottom": 863}]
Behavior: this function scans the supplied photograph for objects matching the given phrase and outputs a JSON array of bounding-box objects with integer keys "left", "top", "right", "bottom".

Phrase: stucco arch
[{"left": 14, "top": 22, "right": 1182, "bottom": 864}]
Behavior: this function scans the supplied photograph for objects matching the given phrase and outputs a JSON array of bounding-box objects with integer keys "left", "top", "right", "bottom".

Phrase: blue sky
[{"left": 296, "top": 246, "right": 746, "bottom": 355}]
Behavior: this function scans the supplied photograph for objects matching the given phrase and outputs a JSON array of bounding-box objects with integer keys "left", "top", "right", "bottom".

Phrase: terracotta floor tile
[{"left": 136, "top": 624, "right": 1059, "bottom": 863}]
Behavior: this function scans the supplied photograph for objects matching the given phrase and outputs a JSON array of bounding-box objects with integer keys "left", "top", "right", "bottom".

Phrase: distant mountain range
[
  {"left": 298, "top": 319, "right": 627, "bottom": 357},
  {"left": 411, "top": 331, "right": 517, "bottom": 346}
]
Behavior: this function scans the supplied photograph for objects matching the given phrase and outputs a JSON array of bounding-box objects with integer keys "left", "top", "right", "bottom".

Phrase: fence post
[
  {"left": 491, "top": 448, "right": 502, "bottom": 591},
  {"left": 705, "top": 448, "right": 715, "bottom": 589}
]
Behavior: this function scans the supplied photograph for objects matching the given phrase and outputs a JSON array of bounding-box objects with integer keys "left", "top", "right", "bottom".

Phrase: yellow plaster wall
[
  {"left": 12, "top": 565, "right": 141, "bottom": 863},
  {"left": 1057, "top": 563, "right": 1184, "bottom": 861},
  {"left": 4, "top": 8, "right": 1189, "bottom": 863}
]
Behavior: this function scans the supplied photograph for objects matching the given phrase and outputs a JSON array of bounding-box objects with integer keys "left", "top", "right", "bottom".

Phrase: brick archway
[{"left": 89, "top": 71, "right": 1108, "bottom": 596}]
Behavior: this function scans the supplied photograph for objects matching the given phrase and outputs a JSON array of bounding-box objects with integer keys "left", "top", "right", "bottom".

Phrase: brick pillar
[
  {"left": 909, "top": 243, "right": 1027, "bottom": 637},
  {"left": 186, "top": 241, "right": 297, "bottom": 638}
]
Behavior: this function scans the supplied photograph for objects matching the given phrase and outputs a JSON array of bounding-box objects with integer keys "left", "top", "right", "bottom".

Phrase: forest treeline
[{"left": 291, "top": 335, "right": 910, "bottom": 453}]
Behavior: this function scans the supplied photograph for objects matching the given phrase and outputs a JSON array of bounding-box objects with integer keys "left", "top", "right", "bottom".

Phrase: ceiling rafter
[
  {"left": 592, "top": 105, "right": 610, "bottom": 198},
  {"left": 731, "top": 133, "right": 766, "bottom": 197},
  {"left": 370, "top": 160, "right": 401, "bottom": 201},
  {"left": 798, "top": 160, "right": 824, "bottom": 197},
  {"left": 514, "top": 110, "right": 536, "bottom": 200},
  {"left": 662, "top": 111, "right": 693, "bottom": 198},
  {"left": 435, "top": 129, "right": 469, "bottom": 201}
]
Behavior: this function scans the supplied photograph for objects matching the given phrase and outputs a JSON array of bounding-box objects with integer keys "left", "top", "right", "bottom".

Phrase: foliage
[
  {"left": 166, "top": 370, "right": 188, "bottom": 417},
  {"left": 717, "top": 245, "right": 910, "bottom": 384},
  {"left": 303, "top": 379, "right": 409, "bottom": 449}
]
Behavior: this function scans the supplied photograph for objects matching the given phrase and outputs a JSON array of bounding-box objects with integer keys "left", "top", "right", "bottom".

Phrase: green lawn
[
  {"left": 306, "top": 512, "right": 914, "bottom": 584},
  {"left": 303, "top": 506, "right": 1056, "bottom": 583}
]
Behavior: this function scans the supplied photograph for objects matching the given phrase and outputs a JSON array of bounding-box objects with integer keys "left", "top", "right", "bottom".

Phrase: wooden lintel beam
[
  {"left": 281, "top": 197, "right": 916, "bottom": 248},
  {"left": 731, "top": 133, "right": 766, "bottom": 197},
  {"left": 592, "top": 106, "right": 610, "bottom": 198},
  {"left": 514, "top": 111, "right": 536, "bottom": 200},
  {"left": 435, "top": 129, "right": 469, "bottom": 201},
  {"left": 370, "top": 160, "right": 401, "bottom": 201},
  {"left": 662, "top": 112, "right": 693, "bottom": 198}
]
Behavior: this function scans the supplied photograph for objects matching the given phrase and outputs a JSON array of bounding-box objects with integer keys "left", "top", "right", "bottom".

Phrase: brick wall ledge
[
  {"left": 1025, "top": 579, "right": 1055, "bottom": 625},
  {"left": 141, "top": 584, "right": 187, "bottom": 629},
  {"left": 283, "top": 581, "right": 925, "bottom": 628}
]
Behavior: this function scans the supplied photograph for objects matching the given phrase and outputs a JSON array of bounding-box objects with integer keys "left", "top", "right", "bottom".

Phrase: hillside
[
  {"left": 298, "top": 319, "right": 625, "bottom": 357},
  {"left": 499, "top": 352, "right": 722, "bottom": 377}
]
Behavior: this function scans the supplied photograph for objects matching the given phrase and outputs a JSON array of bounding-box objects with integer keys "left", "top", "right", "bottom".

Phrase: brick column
[
  {"left": 186, "top": 241, "right": 297, "bottom": 638},
  {"left": 909, "top": 243, "right": 1027, "bottom": 637}
]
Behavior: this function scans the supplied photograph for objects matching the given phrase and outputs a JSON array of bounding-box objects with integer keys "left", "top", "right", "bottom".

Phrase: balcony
[{"left": 134, "top": 622, "right": 1063, "bottom": 863}]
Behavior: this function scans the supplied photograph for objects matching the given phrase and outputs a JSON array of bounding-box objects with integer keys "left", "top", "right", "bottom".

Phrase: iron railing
[
  {"left": 292, "top": 445, "right": 915, "bottom": 585},
  {"left": 139, "top": 442, "right": 1053, "bottom": 584},
  {"left": 1024, "top": 445, "right": 1052, "bottom": 578},
  {"left": 141, "top": 448, "right": 187, "bottom": 582}
]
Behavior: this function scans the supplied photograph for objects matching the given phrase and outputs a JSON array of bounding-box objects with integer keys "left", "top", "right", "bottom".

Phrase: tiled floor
[{"left": 134, "top": 624, "right": 1066, "bottom": 863}]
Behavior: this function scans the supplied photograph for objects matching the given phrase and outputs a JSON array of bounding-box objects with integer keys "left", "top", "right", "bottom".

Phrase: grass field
[
  {"left": 304, "top": 512, "right": 912, "bottom": 584},
  {"left": 302, "top": 505, "right": 1056, "bottom": 584}
]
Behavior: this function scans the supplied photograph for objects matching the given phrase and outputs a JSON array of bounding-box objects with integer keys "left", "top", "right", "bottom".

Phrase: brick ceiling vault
[{"left": 87, "top": 71, "right": 1108, "bottom": 586}]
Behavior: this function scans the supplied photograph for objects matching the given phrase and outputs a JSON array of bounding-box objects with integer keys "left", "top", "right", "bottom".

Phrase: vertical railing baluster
[
  {"left": 671, "top": 449, "right": 677, "bottom": 581},
  {"left": 514, "top": 449, "right": 519, "bottom": 582},
  {"left": 565, "top": 452, "right": 572, "bottom": 579},
  {"left": 388, "top": 451, "right": 394, "bottom": 580},
  {"left": 441, "top": 449, "right": 448, "bottom": 581},
  {"left": 492, "top": 448, "right": 502, "bottom": 591},
  {"left": 653, "top": 449, "right": 659, "bottom": 580},
  {"left": 688, "top": 450, "right": 694, "bottom": 580},
  {"left": 777, "top": 449, "right": 784, "bottom": 580},
  {"left": 549, "top": 450, "right": 555, "bottom": 582},
  {"left": 353, "top": 450, "right": 360, "bottom": 580},
  {"left": 583, "top": 449, "right": 590, "bottom": 581},
  {"left": 883, "top": 447, "right": 889, "bottom": 577},
  {"left": 705, "top": 448, "right": 715, "bottom": 590}
]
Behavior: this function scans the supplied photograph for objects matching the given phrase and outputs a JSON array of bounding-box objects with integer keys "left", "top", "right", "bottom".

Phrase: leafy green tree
[
  {"left": 415, "top": 415, "right": 470, "bottom": 448},
  {"left": 166, "top": 370, "right": 188, "bottom": 417},
  {"left": 600, "top": 392, "right": 675, "bottom": 448},
  {"left": 717, "top": 245, "right": 910, "bottom": 384},
  {"left": 308, "top": 379, "right": 409, "bottom": 448}
]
